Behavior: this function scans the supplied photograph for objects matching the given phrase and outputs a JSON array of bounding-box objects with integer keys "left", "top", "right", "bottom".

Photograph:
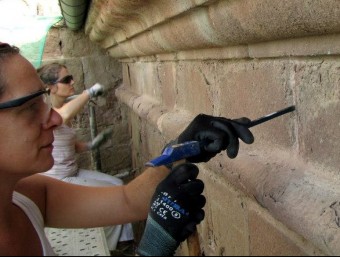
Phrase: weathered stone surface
[
  {"left": 86, "top": 0, "right": 340, "bottom": 58},
  {"left": 293, "top": 59, "right": 340, "bottom": 171},
  {"left": 115, "top": 54, "right": 340, "bottom": 255},
  {"left": 248, "top": 205, "right": 323, "bottom": 256},
  {"left": 86, "top": 0, "right": 340, "bottom": 255}
]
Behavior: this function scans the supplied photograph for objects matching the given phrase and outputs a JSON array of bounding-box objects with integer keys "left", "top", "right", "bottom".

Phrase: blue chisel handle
[{"left": 145, "top": 141, "right": 201, "bottom": 167}]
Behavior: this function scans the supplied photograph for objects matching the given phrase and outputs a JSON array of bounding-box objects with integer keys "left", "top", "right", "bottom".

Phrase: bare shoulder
[{"left": 14, "top": 175, "right": 60, "bottom": 215}]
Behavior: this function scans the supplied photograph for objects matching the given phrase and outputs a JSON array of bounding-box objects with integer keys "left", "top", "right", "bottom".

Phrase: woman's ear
[{"left": 49, "top": 85, "right": 58, "bottom": 94}]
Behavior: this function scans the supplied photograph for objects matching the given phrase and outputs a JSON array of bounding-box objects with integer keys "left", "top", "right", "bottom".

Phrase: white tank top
[
  {"left": 44, "top": 124, "right": 78, "bottom": 179},
  {"left": 12, "top": 192, "right": 55, "bottom": 256}
]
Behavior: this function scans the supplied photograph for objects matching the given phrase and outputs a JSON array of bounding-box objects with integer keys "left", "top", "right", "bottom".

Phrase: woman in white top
[
  {"left": 0, "top": 43, "right": 174, "bottom": 256},
  {"left": 37, "top": 63, "right": 118, "bottom": 182},
  {"left": 37, "top": 63, "right": 134, "bottom": 250},
  {"left": 0, "top": 42, "right": 248, "bottom": 256}
]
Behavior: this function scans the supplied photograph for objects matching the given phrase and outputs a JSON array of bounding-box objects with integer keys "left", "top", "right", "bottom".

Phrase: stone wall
[
  {"left": 43, "top": 26, "right": 131, "bottom": 175},
  {"left": 84, "top": 0, "right": 340, "bottom": 255}
]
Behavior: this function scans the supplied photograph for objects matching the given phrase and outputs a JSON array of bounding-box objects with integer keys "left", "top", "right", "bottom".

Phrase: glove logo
[
  {"left": 151, "top": 192, "right": 189, "bottom": 221},
  {"left": 171, "top": 211, "right": 181, "bottom": 219}
]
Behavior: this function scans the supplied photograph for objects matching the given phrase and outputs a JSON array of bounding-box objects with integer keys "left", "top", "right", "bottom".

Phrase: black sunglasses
[
  {"left": 0, "top": 89, "right": 50, "bottom": 110},
  {"left": 56, "top": 75, "right": 73, "bottom": 84}
]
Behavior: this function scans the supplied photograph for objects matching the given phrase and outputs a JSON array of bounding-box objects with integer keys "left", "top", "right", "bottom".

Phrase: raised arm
[
  {"left": 56, "top": 83, "right": 104, "bottom": 124},
  {"left": 56, "top": 91, "right": 90, "bottom": 124}
]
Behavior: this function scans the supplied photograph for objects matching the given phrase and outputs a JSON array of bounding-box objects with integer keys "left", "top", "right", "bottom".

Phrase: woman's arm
[
  {"left": 56, "top": 91, "right": 90, "bottom": 124},
  {"left": 16, "top": 113, "right": 250, "bottom": 229},
  {"left": 17, "top": 166, "right": 171, "bottom": 229},
  {"left": 75, "top": 140, "right": 90, "bottom": 153},
  {"left": 75, "top": 127, "right": 114, "bottom": 153}
]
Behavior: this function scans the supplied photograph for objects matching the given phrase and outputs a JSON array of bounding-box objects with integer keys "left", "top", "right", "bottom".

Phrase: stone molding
[{"left": 86, "top": 0, "right": 340, "bottom": 58}]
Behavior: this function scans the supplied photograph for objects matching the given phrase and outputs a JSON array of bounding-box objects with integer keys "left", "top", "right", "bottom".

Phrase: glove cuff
[
  {"left": 86, "top": 88, "right": 94, "bottom": 99},
  {"left": 86, "top": 142, "right": 94, "bottom": 151},
  {"left": 136, "top": 216, "right": 178, "bottom": 256}
]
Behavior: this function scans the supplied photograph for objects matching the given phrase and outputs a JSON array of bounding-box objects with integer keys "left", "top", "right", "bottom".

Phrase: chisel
[{"left": 146, "top": 105, "right": 296, "bottom": 167}]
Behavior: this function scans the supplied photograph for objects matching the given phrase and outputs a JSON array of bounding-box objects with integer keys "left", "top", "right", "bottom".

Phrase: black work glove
[
  {"left": 136, "top": 164, "right": 206, "bottom": 256},
  {"left": 172, "top": 114, "right": 254, "bottom": 163}
]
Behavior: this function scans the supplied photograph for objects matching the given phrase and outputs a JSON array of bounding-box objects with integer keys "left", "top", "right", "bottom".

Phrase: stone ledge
[
  {"left": 119, "top": 34, "right": 340, "bottom": 63},
  {"left": 86, "top": 0, "right": 340, "bottom": 58},
  {"left": 115, "top": 85, "right": 340, "bottom": 255},
  {"left": 86, "top": 0, "right": 213, "bottom": 43}
]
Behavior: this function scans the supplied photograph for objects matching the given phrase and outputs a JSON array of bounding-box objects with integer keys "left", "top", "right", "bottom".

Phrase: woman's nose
[{"left": 43, "top": 108, "right": 62, "bottom": 129}]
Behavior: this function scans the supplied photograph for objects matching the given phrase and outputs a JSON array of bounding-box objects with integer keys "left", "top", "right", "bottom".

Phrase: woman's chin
[{"left": 37, "top": 157, "right": 54, "bottom": 173}]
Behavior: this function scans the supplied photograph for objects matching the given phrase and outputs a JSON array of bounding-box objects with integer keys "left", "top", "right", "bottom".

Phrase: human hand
[
  {"left": 136, "top": 163, "right": 206, "bottom": 256},
  {"left": 87, "top": 83, "right": 105, "bottom": 98},
  {"left": 88, "top": 128, "right": 113, "bottom": 150},
  {"left": 173, "top": 114, "right": 254, "bottom": 163}
]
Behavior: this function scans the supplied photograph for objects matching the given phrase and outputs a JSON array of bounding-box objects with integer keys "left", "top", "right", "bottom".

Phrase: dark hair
[
  {"left": 37, "top": 63, "right": 67, "bottom": 85},
  {"left": 0, "top": 43, "right": 20, "bottom": 97}
]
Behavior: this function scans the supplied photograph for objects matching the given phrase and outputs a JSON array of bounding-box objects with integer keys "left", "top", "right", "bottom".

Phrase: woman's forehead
[
  {"left": 3, "top": 55, "right": 43, "bottom": 97},
  {"left": 58, "top": 67, "right": 69, "bottom": 76}
]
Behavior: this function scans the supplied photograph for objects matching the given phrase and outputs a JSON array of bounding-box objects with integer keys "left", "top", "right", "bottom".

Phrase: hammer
[{"left": 146, "top": 105, "right": 296, "bottom": 256}]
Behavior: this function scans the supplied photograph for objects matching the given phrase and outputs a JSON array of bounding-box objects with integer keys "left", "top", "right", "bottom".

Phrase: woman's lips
[
  {"left": 40, "top": 132, "right": 55, "bottom": 153},
  {"left": 41, "top": 142, "right": 54, "bottom": 153}
]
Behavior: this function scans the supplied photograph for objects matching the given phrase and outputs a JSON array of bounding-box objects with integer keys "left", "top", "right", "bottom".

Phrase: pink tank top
[{"left": 44, "top": 124, "right": 78, "bottom": 179}]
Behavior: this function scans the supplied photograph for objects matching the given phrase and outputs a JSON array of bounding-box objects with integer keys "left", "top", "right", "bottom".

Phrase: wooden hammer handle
[
  {"left": 173, "top": 160, "right": 202, "bottom": 256},
  {"left": 187, "top": 230, "right": 201, "bottom": 256}
]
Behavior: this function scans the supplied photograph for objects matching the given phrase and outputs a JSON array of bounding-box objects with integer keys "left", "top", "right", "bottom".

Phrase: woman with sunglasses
[{"left": 36, "top": 63, "right": 135, "bottom": 251}]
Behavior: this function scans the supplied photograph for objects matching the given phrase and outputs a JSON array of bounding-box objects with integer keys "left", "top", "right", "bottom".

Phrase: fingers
[
  {"left": 177, "top": 114, "right": 255, "bottom": 163},
  {"left": 103, "top": 128, "right": 113, "bottom": 135},
  {"left": 179, "top": 222, "right": 197, "bottom": 242},
  {"left": 212, "top": 117, "right": 254, "bottom": 144},
  {"left": 102, "top": 129, "right": 113, "bottom": 142},
  {"left": 188, "top": 195, "right": 206, "bottom": 209},
  {"left": 179, "top": 209, "right": 206, "bottom": 241},
  {"left": 171, "top": 163, "right": 199, "bottom": 185},
  {"left": 211, "top": 119, "right": 240, "bottom": 158},
  {"left": 192, "top": 209, "right": 205, "bottom": 223},
  {"left": 211, "top": 117, "right": 254, "bottom": 158},
  {"left": 180, "top": 180, "right": 205, "bottom": 196},
  {"left": 226, "top": 137, "right": 239, "bottom": 159},
  {"left": 231, "top": 118, "right": 254, "bottom": 144},
  {"left": 199, "top": 130, "right": 229, "bottom": 153}
]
